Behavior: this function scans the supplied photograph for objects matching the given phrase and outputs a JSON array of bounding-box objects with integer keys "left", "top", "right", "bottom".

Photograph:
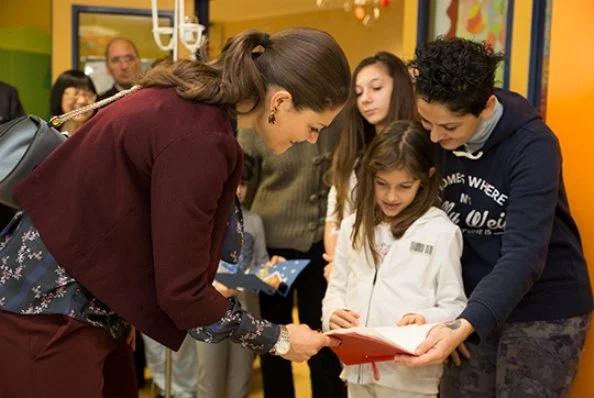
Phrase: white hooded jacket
[{"left": 322, "top": 206, "right": 467, "bottom": 393}]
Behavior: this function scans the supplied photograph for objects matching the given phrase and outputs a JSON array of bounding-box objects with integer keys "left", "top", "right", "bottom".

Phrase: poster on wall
[
  {"left": 419, "top": 0, "right": 514, "bottom": 88},
  {"left": 73, "top": 6, "right": 173, "bottom": 95}
]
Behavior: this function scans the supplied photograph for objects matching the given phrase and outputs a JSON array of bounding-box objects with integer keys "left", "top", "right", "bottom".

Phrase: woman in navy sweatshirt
[{"left": 394, "top": 37, "right": 593, "bottom": 397}]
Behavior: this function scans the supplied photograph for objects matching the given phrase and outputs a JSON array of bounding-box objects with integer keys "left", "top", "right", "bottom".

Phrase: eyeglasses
[
  {"left": 63, "top": 88, "right": 97, "bottom": 102},
  {"left": 108, "top": 54, "right": 138, "bottom": 65}
]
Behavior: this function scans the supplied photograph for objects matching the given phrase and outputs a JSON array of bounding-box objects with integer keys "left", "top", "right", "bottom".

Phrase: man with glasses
[{"left": 98, "top": 37, "right": 142, "bottom": 101}]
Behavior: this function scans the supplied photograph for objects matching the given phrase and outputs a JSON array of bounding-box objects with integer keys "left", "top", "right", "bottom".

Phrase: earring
[{"left": 268, "top": 108, "right": 277, "bottom": 125}]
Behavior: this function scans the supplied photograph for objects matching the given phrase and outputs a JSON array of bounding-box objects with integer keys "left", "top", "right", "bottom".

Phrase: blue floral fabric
[
  {"left": 0, "top": 200, "right": 279, "bottom": 353},
  {"left": 0, "top": 212, "right": 127, "bottom": 338}
]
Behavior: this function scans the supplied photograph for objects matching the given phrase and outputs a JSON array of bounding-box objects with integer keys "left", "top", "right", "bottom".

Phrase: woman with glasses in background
[{"left": 50, "top": 69, "right": 98, "bottom": 134}]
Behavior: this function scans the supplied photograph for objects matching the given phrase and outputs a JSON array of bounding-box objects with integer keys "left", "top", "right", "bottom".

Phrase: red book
[{"left": 324, "top": 323, "right": 439, "bottom": 365}]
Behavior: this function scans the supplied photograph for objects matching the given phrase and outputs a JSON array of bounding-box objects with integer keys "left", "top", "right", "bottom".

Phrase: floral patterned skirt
[{"left": 0, "top": 212, "right": 127, "bottom": 338}]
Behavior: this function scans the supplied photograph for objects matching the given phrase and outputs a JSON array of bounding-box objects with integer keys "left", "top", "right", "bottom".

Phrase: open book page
[
  {"left": 369, "top": 323, "right": 440, "bottom": 353},
  {"left": 324, "top": 323, "right": 440, "bottom": 364}
]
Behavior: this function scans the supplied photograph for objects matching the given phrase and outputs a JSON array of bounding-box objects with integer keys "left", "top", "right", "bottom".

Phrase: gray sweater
[{"left": 237, "top": 125, "right": 340, "bottom": 252}]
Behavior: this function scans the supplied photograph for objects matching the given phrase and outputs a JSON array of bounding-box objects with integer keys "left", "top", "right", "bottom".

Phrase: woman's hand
[
  {"left": 397, "top": 313, "right": 426, "bottom": 326},
  {"left": 329, "top": 309, "right": 360, "bottom": 330},
  {"left": 280, "top": 324, "right": 339, "bottom": 362},
  {"left": 126, "top": 326, "right": 137, "bottom": 351},
  {"left": 393, "top": 319, "right": 474, "bottom": 367},
  {"left": 212, "top": 280, "right": 239, "bottom": 298}
]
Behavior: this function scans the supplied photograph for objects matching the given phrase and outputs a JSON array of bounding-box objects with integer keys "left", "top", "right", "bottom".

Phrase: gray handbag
[
  {"left": 0, "top": 85, "right": 140, "bottom": 209},
  {"left": 0, "top": 116, "right": 66, "bottom": 209}
]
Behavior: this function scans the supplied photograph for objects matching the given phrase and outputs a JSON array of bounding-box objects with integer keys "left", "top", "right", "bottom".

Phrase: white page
[{"left": 372, "top": 323, "right": 439, "bottom": 353}]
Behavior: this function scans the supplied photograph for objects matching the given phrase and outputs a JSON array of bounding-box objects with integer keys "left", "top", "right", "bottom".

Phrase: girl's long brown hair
[
  {"left": 329, "top": 52, "right": 417, "bottom": 224},
  {"left": 139, "top": 28, "right": 351, "bottom": 114},
  {"left": 351, "top": 121, "right": 440, "bottom": 265}
]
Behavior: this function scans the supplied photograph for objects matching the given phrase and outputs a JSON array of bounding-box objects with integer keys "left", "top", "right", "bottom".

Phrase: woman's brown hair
[
  {"left": 351, "top": 120, "right": 440, "bottom": 265},
  {"left": 329, "top": 52, "right": 417, "bottom": 224},
  {"left": 139, "top": 28, "right": 351, "bottom": 113}
]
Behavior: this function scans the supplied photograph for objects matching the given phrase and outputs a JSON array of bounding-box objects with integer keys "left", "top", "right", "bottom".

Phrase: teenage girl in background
[{"left": 323, "top": 52, "right": 417, "bottom": 280}]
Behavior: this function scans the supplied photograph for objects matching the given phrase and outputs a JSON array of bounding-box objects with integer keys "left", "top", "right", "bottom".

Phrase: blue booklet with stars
[{"left": 216, "top": 259, "right": 310, "bottom": 297}]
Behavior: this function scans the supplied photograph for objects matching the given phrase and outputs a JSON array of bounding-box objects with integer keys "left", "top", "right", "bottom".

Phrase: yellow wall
[
  {"left": 215, "top": 3, "right": 405, "bottom": 70},
  {"left": 51, "top": 0, "right": 194, "bottom": 81},
  {"left": 0, "top": 0, "right": 51, "bottom": 33},
  {"left": 508, "top": 0, "right": 532, "bottom": 96},
  {"left": 400, "top": 0, "right": 419, "bottom": 61},
  {"left": 546, "top": 0, "right": 594, "bottom": 396}
]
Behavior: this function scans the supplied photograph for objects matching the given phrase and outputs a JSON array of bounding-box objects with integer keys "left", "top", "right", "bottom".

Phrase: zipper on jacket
[
  {"left": 357, "top": 265, "right": 379, "bottom": 384},
  {"left": 364, "top": 270, "right": 378, "bottom": 327}
]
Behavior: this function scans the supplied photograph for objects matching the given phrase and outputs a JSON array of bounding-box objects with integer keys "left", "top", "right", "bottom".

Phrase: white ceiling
[{"left": 210, "top": 0, "right": 344, "bottom": 22}]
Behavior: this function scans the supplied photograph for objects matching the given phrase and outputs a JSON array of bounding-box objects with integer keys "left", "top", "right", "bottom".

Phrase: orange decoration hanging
[{"left": 354, "top": 5, "right": 366, "bottom": 20}]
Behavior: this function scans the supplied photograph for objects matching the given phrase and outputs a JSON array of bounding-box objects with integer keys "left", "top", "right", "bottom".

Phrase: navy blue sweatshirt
[{"left": 440, "top": 89, "right": 593, "bottom": 341}]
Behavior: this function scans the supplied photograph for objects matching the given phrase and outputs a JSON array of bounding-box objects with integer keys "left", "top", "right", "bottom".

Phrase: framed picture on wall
[
  {"left": 72, "top": 6, "right": 174, "bottom": 95},
  {"left": 417, "top": 0, "right": 515, "bottom": 89}
]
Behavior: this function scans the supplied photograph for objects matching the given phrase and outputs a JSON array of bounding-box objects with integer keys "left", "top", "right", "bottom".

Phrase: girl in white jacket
[
  {"left": 322, "top": 121, "right": 467, "bottom": 398},
  {"left": 323, "top": 52, "right": 417, "bottom": 281}
]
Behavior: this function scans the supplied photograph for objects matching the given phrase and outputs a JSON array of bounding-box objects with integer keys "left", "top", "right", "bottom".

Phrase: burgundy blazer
[{"left": 14, "top": 87, "right": 242, "bottom": 349}]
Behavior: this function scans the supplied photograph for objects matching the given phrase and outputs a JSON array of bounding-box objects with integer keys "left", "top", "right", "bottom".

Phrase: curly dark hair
[{"left": 409, "top": 37, "right": 504, "bottom": 116}]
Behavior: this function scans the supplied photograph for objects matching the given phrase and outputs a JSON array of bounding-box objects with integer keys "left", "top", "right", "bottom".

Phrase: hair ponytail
[
  {"left": 212, "top": 30, "right": 268, "bottom": 113},
  {"left": 140, "top": 28, "right": 350, "bottom": 114}
]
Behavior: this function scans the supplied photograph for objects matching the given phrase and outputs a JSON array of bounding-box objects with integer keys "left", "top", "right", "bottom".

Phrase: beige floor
[
  {"left": 248, "top": 357, "right": 312, "bottom": 398},
  {"left": 138, "top": 356, "right": 311, "bottom": 398}
]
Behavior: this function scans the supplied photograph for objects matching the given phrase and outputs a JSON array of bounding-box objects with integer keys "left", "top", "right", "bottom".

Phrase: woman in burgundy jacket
[{"left": 0, "top": 28, "right": 350, "bottom": 397}]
